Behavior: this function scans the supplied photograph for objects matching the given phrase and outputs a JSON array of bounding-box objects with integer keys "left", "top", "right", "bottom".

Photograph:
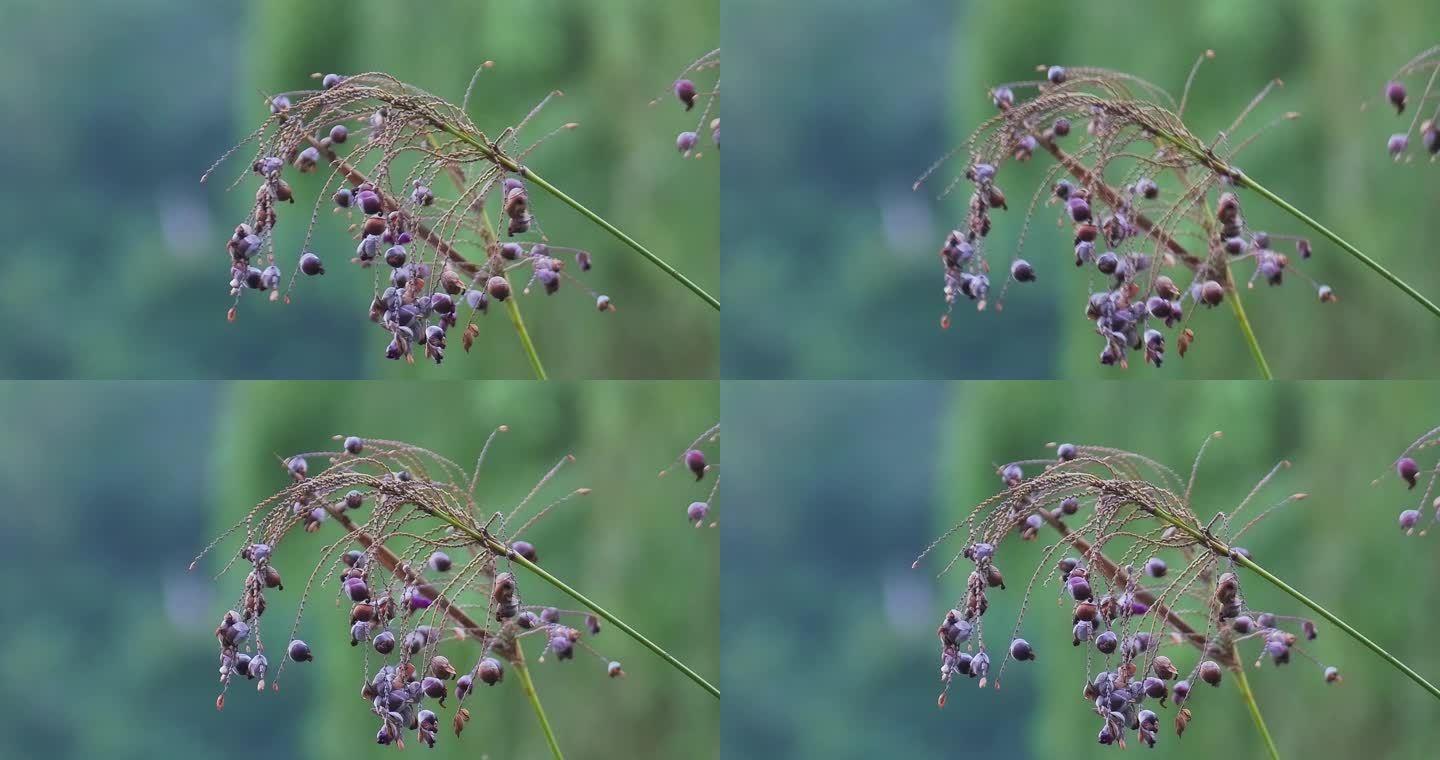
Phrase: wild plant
[
  {"left": 916, "top": 52, "right": 1440, "bottom": 377},
  {"left": 655, "top": 49, "right": 721, "bottom": 159},
  {"left": 915, "top": 435, "right": 1440, "bottom": 755},
  {"left": 1378, "top": 423, "right": 1440, "bottom": 534},
  {"left": 203, "top": 66, "right": 719, "bottom": 378},
  {"left": 660, "top": 423, "right": 720, "bottom": 527},
  {"left": 192, "top": 431, "right": 718, "bottom": 757},
  {"left": 1376, "top": 46, "right": 1440, "bottom": 160}
]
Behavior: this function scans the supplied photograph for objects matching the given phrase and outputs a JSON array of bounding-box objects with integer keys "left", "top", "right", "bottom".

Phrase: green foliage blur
[
  {"left": 0, "top": 381, "right": 717, "bottom": 759},
  {"left": 723, "top": 381, "right": 1440, "bottom": 757},
  {"left": 0, "top": 0, "right": 717, "bottom": 379},
  {"left": 723, "top": 0, "right": 1440, "bottom": 378}
]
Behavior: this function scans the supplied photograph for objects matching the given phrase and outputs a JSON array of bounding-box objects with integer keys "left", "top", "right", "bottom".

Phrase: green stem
[
  {"left": 1232, "top": 664, "right": 1280, "bottom": 760},
  {"left": 423, "top": 134, "right": 547, "bottom": 380},
  {"left": 1225, "top": 279, "right": 1273, "bottom": 379},
  {"left": 1155, "top": 129, "right": 1440, "bottom": 322},
  {"left": 502, "top": 292, "right": 547, "bottom": 379},
  {"left": 1232, "top": 170, "right": 1440, "bottom": 320},
  {"left": 427, "top": 508, "right": 721, "bottom": 699},
  {"left": 438, "top": 124, "right": 720, "bottom": 311},
  {"left": 515, "top": 653, "right": 564, "bottom": 760},
  {"left": 1148, "top": 503, "right": 1440, "bottom": 702}
]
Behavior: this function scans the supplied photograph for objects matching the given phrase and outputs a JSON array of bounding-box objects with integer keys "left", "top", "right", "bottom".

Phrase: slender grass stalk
[
  {"left": 1231, "top": 170, "right": 1440, "bottom": 321},
  {"left": 434, "top": 123, "right": 720, "bottom": 311},
  {"left": 1226, "top": 279, "right": 1273, "bottom": 379},
  {"left": 502, "top": 295, "right": 547, "bottom": 379},
  {"left": 515, "top": 653, "right": 564, "bottom": 760},
  {"left": 1146, "top": 502, "right": 1440, "bottom": 702},
  {"left": 1154, "top": 130, "right": 1440, "bottom": 322},
  {"left": 424, "top": 507, "right": 721, "bottom": 699},
  {"left": 1233, "top": 664, "right": 1280, "bottom": 760},
  {"left": 422, "top": 134, "right": 548, "bottom": 379}
]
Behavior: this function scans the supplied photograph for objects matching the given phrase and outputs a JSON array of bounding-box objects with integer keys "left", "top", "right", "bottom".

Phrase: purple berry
[
  {"left": 1056, "top": 443, "right": 1077, "bottom": 461},
  {"left": 478, "top": 657, "right": 504, "bottom": 685},
  {"left": 300, "top": 253, "right": 324, "bottom": 276},
  {"left": 1387, "top": 81, "right": 1407, "bottom": 113},
  {"left": 1069, "top": 575, "right": 1092, "bottom": 601},
  {"left": 1067, "top": 196, "right": 1091, "bottom": 222},
  {"left": 334, "top": 187, "right": 353, "bottom": 208},
  {"left": 687, "top": 501, "right": 709, "bottom": 525},
  {"left": 510, "top": 540, "right": 537, "bottom": 563},
  {"left": 428, "top": 551, "right": 452, "bottom": 572},
  {"left": 486, "top": 276, "right": 511, "bottom": 301},
  {"left": 1095, "top": 630, "right": 1118, "bottom": 654},
  {"left": 677, "top": 131, "right": 698, "bottom": 153},
  {"left": 287, "top": 639, "right": 313, "bottom": 662},
  {"left": 1145, "top": 557, "right": 1167, "bottom": 578},
  {"left": 674, "top": 79, "right": 697, "bottom": 110},
  {"left": 1389, "top": 133, "right": 1409, "bottom": 157},
  {"left": 344, "top": 436, "right": 364, "bottom": 455},
  {"left": 372, "top": 631, "right": 395, "bottom": 655},
  {"left": 991, "top": 87, "right": 1014, "bottom": 109},
  {"left": 329, "top": 124, "right": 348, "bottom": 144},
  {"left": 1199, "top": 660, "right": 1223, "bottom": 686},
  {"left": 1047, "top": 65, "right": 1067, "bottom": 85},
  {"left": 1008, "top": 638, "right": 1035, "bottom": 661},
  {"left": 685, "top": 449, "right": 707, "bottom": 480},
  {"left": 1400, "top": 508, "right": 1422, "bottom": 531},
  {"left": 1397, "top": 457, "right": 1420, "bottom": 488},
  {"left": 1010, "top": 259, "right": 1036, "bottom": 282}
]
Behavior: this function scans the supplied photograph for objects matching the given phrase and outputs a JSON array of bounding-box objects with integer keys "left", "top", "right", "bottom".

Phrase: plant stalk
[
  {"left": 1225, "top": 278, "right": 1273, "bottom": 379},
  {"left": 1153, "top": 130, "right": 1440, "bottom": 322},
  {"left": 1146, "top": 502, "right": 1440, "bottom": 702},
  {"left": 427, "top": 508, "right": 721, "bottom": 699},
  {"left": 435, "top": 123, "right": 720, "bottom": 311},
  {"left": 1231, "top": 170, "right": 1440, "bottom": 321},
  {"left": 1233, "top": 663, "right": 1280, "bottom": 760},
  {"left": 515, "top": 650, "right": 564, "bottom": 760},
  {"left": 424, "top": 134, "right": 548, "bottom": 380}
]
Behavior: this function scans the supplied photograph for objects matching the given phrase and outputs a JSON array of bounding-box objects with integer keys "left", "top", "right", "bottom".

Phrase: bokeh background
[
  {"left": 723, "top": 381, "right": 1440, "bottom": 758},
  {"left": 0, "top": 381, "right": 718, "bottom": 759},
  {"left": 1, "top": 0, "right": 717, "bottom": 379},
  {"left": 723, "top": 0, "right": 1440, "bottom": 378}
]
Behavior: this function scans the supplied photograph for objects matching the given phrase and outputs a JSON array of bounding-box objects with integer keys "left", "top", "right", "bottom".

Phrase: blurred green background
[
  {"left": 723, "top": 381, "right": 1440, "bottom": 758},
  {"left": 0, "top": 0, "right": 717, "bottom": 379},
  {"left": 0, "top": 381, "right": 718, "bottom": 759},
  {"left": 723, "top": 0, "right": 1440, "bottom": 378}
]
